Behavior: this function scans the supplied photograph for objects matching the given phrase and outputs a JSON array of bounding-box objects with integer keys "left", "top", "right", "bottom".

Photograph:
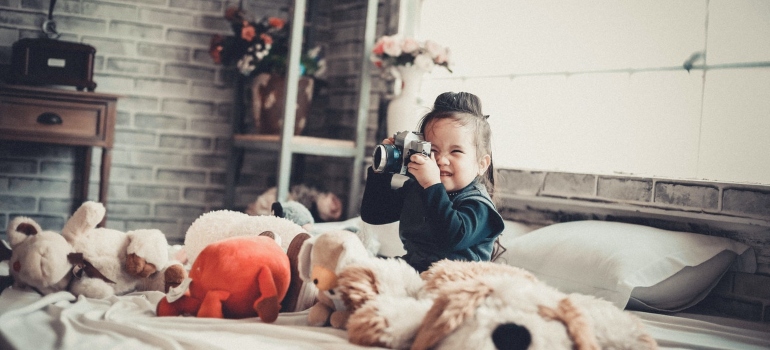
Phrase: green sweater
[{"left": 360, "top": 167, "right": 504, "bottom": 272}]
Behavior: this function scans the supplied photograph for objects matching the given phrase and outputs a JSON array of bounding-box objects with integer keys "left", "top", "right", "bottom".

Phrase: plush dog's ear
[
  {"left": 297, "top": 235, "right": 317, "bottom": 282},
  {"left": 538, "top": 297, "right": 600, "bottom": 350},
  {"left": 411, "top": 280, "right": 493, "bottom": 350},
  {"left": 338, "top": 264, "right": 379, "bottom": 311}
]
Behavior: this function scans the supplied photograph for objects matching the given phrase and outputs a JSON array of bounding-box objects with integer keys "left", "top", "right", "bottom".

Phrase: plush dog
[{"left": 342, "top": 260, "right": 657, "bottom": 350}]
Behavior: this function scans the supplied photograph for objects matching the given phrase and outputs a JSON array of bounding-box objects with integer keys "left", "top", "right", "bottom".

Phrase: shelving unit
[{"left": 223, "top": 0, "right": 377, "bottom": 219}]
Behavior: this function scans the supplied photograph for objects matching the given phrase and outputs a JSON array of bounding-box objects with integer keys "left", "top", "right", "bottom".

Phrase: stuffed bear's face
[{"left": 10, "top": 227, "right": 74, "bottom": 294}]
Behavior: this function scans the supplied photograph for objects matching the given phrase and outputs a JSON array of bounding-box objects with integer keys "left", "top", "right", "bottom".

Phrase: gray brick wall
[
  {"left": 0, "top": 0, "right": 400, "bottom": 243},
  {"left": 497, "top": 168, "right": 770, "bottom": 322}
]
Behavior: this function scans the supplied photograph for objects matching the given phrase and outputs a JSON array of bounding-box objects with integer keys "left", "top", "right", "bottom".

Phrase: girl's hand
[
  {"left": 381, "top": 137, "right": 394, "bottom": 145},
  {"left": 408, "top": 152, "right": 440, "bottom": 188}
]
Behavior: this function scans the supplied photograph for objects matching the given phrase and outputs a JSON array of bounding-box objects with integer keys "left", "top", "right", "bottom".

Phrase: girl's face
[{"left": 424, "top": 118, "right": 490, "bottom": 192}]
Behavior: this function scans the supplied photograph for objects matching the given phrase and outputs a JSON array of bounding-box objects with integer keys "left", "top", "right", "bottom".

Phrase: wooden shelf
[
  {"left": 233, "top": 134, "right": 357, "bottom": 157},
  {"left": 224, "top": 0, "right": 377, "bottom": 219}
]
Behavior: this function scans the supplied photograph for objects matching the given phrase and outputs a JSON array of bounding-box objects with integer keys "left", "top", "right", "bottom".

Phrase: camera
[{"left": 372, "top": 131, "right": 431, "bottom": 175}]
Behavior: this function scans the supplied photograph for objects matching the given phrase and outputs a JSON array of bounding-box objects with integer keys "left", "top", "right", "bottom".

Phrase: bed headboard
[{"left": 495, "top": 168, "right": 770, "bottom": 321}]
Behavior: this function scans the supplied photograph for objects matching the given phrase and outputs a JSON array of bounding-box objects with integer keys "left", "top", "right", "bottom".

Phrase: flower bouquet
[
  {"left": 370, "top": 35, "right": 452, "bottom": 75},
  {"left": 370, "top": 35, "right": 452, "bottom": 136},
  {"left": 209, "top": 6, "right": 325, "bottom": 79},
  {"left": 209, "top": 6, "right": 324, "bottom": 135}
]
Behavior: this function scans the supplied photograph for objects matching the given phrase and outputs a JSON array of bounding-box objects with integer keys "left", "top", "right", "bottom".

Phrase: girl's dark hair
[{"left": 417, "top": 91, "right": 496, "bottom": 198}]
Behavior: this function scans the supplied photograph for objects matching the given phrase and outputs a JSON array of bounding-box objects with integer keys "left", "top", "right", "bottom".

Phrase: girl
[{"left": 360, "top": 91, "right": 504, "bottom": 272}]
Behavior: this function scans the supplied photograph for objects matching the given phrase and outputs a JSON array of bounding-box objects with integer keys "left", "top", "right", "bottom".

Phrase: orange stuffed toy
[{"left": 156, "top": 235, "right": 291, "bottom": 322}]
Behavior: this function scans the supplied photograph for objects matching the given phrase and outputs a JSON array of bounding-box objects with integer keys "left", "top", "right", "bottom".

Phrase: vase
[
  {"left": 250, "top": 73, "right": 314, "bottom": 135},
  {"left": 386, "top": 65, "right": 426, "bottom": 136}
]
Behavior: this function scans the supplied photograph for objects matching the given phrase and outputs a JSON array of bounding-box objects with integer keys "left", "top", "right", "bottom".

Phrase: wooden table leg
[
  {"left": 98, "top": 147, "right": 112, "bottom": 227},
  {"left": 80, "top": 146, "right": 92, "bottom": 206}
]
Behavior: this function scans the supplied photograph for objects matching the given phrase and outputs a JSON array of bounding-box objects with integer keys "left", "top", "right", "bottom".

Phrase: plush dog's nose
[
  {"left": 313, "top": 278, "right": 318, "bottom": 285},
  {"left": 492, "top": 323, "right": 531, "bottom": 350}
]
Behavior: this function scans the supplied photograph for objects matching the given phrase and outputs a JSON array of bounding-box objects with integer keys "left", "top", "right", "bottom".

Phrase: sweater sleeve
[
  {"left": 421, "top": 184, "right": 504, "bottom": 252},
  {"left": 360, "top": 167, "right": 405, "bottom": 225}
]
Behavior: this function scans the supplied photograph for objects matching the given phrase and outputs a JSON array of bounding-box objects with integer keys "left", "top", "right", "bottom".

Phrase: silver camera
[{"left": 372, "top": 131, "right": 431, "bottom": 175}]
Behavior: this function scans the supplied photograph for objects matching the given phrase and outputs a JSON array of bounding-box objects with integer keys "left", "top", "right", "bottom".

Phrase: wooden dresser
[{"left": 0, "top": 84, "right": 118, "bottom": 226}]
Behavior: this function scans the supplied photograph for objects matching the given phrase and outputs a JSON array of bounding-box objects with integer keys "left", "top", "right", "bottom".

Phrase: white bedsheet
[
  {"left": 0, "top": 288, "right": 377, "bottom": 350},
  {"left": 1, "top": 287, "right": 768, "bottom": 350}
]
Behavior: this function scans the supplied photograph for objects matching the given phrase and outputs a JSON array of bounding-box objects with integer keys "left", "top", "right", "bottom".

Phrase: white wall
[{"left": 416, "top": 0, "right": 770, "bottom": 185}]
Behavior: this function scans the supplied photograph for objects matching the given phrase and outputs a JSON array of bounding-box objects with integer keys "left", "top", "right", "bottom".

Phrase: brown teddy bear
[{"left": 297, "top": 230, "right": 378, "bottom": 328}]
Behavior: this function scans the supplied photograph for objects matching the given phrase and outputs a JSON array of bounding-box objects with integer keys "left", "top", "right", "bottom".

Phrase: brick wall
[
  {"left": 496, "top": 168, "right": 770, "bottom": 321},
  {"left": 0, "top": 0, "right": 399, "bottom": 243}
]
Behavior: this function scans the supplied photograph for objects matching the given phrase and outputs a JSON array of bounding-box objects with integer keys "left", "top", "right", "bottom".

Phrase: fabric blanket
[
  {"left": 0, "top": 288, "right": 376, "bottom": 350},
  {"left": 1, "top": 287, "right": 769, "bottom": 350}
]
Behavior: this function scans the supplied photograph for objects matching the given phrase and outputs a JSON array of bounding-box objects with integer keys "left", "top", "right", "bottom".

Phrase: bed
[{"left": 1, "top": 218, "right": 769, "bottom": 350}]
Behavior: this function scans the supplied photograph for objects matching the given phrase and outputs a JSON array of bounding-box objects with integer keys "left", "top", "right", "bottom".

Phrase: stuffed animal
[
  {"left": 178, "top": 209, "right": 315, "bottom": 313},
  {"left": 5, "top": 216, "right": 74, "bottom": 294},
  {"left": 5, "top": 201, "right": 186, "bottom": 299},
  {"left": 342, "top": 260, "right": 658, "bottom": 350},
  {"left": 297, "top": 230, "right": 375, "bottom": 329},
  {"left": 246, "top": 184, "right": 343, "bottom": 222},
  {"left": 271, "top": 200, "right": 315, "bottom": 231},
  {"left": 156, "top": 234, "right": 292, "bottom": 322},
  {"left": 183, "top": 209, "right": 307, "bottom": 264}
]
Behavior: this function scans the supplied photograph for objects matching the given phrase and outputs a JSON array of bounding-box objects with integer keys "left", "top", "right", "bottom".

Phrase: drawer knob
[{"left": 37, "top": 112, "right": 63, "bottom": 125}]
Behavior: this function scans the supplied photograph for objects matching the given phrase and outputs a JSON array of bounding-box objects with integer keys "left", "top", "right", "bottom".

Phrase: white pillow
[{"left": 499, "top": 220, "right": 756, "bottom": 311}]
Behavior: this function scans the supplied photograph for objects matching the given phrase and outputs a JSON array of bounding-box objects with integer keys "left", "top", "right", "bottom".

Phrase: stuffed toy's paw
[
  {"left": 163, "top": 264, "right": 187, "bottom": 292},
  {"left": 126, "top": 253, "right": 157, "bottom": 278}
]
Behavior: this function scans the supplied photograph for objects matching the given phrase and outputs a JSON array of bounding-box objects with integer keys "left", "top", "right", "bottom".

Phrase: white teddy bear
[{"left": 6, "top": 201, "right": 186, "bottom": 299}]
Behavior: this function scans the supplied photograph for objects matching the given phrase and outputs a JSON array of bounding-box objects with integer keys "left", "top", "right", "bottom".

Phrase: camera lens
[{"left": 372, "top": 144, "right": 401, "bottom": 173}]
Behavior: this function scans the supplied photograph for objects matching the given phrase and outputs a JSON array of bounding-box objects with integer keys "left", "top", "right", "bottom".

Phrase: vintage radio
[{"left": 10, "top": 38, "right": 97, "bottom": 92}]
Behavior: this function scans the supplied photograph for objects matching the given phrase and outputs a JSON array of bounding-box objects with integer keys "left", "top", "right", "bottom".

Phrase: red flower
[
  {"left": 268, "top": 17, "right": 285, "bottom": 29},
  {"left": 260, "top": 33, "right": 273, "bottom": 45},
  {"left": 372, "top": 40, "right": 385, "bottom": 56}
]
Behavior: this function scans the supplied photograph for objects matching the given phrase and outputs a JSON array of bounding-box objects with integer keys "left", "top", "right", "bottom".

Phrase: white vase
[{"left": 387, "top": 65, "right": 426, "bottom": 136}]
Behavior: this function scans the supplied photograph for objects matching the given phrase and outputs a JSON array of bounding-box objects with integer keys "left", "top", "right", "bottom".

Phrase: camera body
[{"left": 372, "top": 131, "right": 431, "bottom": 175}]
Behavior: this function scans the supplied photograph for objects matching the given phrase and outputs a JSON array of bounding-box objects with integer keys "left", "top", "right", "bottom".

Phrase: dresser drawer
[{"left": 0, "top": 94, "right": 109, "bottom": 146}]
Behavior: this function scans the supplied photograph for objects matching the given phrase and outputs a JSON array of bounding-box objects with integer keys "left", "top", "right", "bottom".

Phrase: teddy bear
[
  {"left": 156, "top": 233, "right": 293, "bottom": 322},
  {"left": 297, "top": 229, "right": 384, "bottom": 329},
  {"left": 4, "top": 201, "right": 186, "bottom": 299},
  {"left": 4, "top": 216, "right": 74, "bottom": 295},
  {"left": 182, "top": 209, "right": 308, "bottom": 264},
  {"left": 271, "top": 200, "right": 315, "bottom": 231},
  {"left": 340, "top": 259, "right": 658, "bottom": 350}
]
